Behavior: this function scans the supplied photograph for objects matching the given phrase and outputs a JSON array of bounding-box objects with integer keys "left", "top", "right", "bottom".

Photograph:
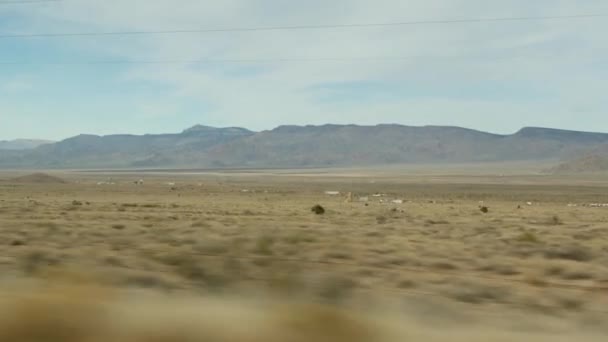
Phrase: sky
[{"left": 0, "top": 0, "right": 607, "bottom": 140}]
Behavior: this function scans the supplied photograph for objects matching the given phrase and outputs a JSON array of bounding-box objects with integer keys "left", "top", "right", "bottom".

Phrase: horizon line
[{"left": 4, "top": 123, "right": 608, "bottom": 142}]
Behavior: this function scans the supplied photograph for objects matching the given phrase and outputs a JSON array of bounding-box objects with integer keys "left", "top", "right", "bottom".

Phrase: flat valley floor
[{"left": 0, "top": 168, "right": 607, "bottom": 341}]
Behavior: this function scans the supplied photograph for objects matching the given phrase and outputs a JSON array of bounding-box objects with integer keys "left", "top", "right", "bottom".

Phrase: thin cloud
[{"left": 1, "top": 0, "right": 607, "bottom": 139}]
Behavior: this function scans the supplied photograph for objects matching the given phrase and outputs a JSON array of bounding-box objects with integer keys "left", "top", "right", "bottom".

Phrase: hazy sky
[{"left": 1, "top": 0, "right": 607, "bottom": 140}]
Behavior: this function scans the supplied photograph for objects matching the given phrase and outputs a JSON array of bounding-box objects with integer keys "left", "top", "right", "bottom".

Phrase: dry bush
[
  {"left": 152, "top": 251, "right": 228, "bottom": 288},
  {"left": 254, "top": 235, "right": 276, "bottom": 256},
  {"left": 11, "top": 239, "right": 26, "bottom": 246},
  {"left": 368, "top": 247, "right": 397, "bottom": 256},
  {"left": 430, "top": 262, "right": 459, "bottom": 271},
  {"left": 19, "top": 248, "right": 61, "bottom": 275},
  {"left": 141, "top": 203, "right": 162, "bottom": 208},
  {"left": 478, "top": 263, "right": 520, "bottom": 276},
  {"left": 102, "top": 255, "right": 125, "bottom": 268},
  {"left": 311, "top": 205, "right": 326, "bottom": 215},
  {"left": 355, "top": 268, "right": 376, "bottom": 277},
  {"left": 444, "top": 282, "right": 510, "bottom": 304},
  {"left": 547, "top": 215, "right": 563, "bottom": 226},
  {"left": 284, "top": 233, "right": 317, "bottom": 245},
  {"left": 176, "top": 262, "right": 229, "bottom": 289},
  {"left": 324, "top": 251, "right": 354, "bottom": 260},
  {"left": 534, "top": 215, "right": 563, "bottom": 226},
  {"left": 191, "top": 221, "right": 211, "bottom": 228},
  {"left": 64, "top": 205, "right": 80, "bottom": 212},
  {"left": 364, "top": 231, "right": 384, "bottom": 237},
  {"left": 317, "top": 275, "right": 357, "bottom": 303},
  {"left": 544, "top": 264, "right": 565, "bottom": 277},
  {"left": 550, "top": 293, "right": 586, "bottom": 311},
  {"left": 516, "top": 231, "right": 540, "bottom": 243},
  {"left": 252, "top": 258, "right": 274, "bottom": 268},
  {"left": 34, "top": 221, "right": 60, "bottom": 230},
  {"left": 524, "top": 275, "right": 549, "bottom": 288},
  {"left": 561, "top": 270, "right": 594, "bottom": 280},
  {"left": 544, "top": 245, "right": 593, "bottom": 262},
  {"left": 425, "top": 219, "right": 449, "bottom": 225},
  {"left": 382, "top": 257, "right": 409, "bottom": 267},
  {"left": 396, "top": 279, "right": 416, "bottom": 289},
  {"left": 121, "top": 272, "right": 178, "bottom": 291}
]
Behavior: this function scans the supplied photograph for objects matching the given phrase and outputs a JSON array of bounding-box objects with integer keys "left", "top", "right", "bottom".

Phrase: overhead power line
[
  {"left": 0, "top": 55, "right": 538, "bottom": 66},
  {"left": 0, "top": 13, "right": 606, "bottom": 38},
  {"left": 0, "top": 0, "right": 60, "bottom": 4},
  {"left": 0, "top": 56, "right": 459, "bottom": 65}
]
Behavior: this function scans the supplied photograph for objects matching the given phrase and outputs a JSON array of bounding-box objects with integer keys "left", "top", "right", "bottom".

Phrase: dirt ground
[{"left": 0, "top": 168, "right": 607, "bottom": 341}]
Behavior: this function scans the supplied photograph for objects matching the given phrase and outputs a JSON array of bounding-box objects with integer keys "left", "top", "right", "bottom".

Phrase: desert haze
[{"left": 0, "top": 139, "right": 54, "bottom": 151}]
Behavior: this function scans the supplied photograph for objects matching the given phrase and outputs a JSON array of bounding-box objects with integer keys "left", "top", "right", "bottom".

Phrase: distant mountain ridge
[
  {"left": 1, "top": 124, "right": 608, "bottom": 169},
  {"left": 0, "top": 139, "right": 54, "bottom": 150}
]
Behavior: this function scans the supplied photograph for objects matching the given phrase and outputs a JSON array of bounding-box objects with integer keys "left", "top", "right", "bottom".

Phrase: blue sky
[{"left": 1, "top": 0, "right": 607, "bottom": 140}]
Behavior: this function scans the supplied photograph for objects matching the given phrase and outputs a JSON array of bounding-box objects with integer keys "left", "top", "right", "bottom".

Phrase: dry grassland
[{"left": 0, "top": 169, "right": 607, "bottom": 341}]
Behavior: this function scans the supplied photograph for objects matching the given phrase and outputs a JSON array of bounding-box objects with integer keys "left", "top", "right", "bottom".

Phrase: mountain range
[{"left": 1, "top": 124, "right": 607, "bottom": 170}]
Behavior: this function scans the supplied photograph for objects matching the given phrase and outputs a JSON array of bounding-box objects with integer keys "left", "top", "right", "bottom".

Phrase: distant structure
[{"left": 344, "top": 192, "right": 354, "bottom": 203}]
